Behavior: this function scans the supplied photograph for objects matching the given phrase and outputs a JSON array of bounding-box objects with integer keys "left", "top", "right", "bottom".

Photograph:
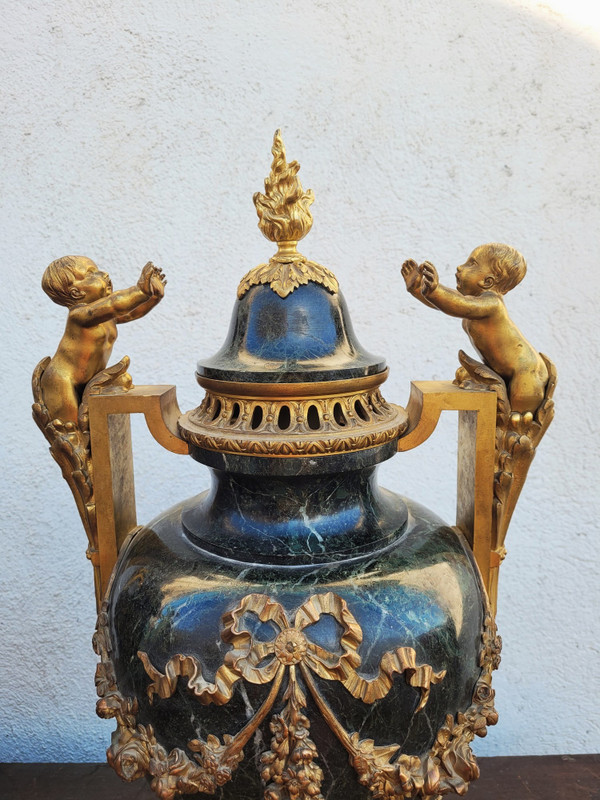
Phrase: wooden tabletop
[{"left": 1, "top": 756, "right": 599, "bottom": 799}]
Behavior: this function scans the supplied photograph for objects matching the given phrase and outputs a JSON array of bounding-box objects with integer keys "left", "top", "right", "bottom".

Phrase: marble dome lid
[
  {"left": 196, "top": 132, "right": 384, "bottom": 385},
  {"left": 178, "top": 132, "right": 407, "bottom": 471},
  {"left": 197, "top": 282, "right": 386, "bottom": 384}
]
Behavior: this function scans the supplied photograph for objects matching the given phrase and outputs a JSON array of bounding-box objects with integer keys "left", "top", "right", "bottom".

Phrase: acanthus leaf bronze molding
[{"left": 455, "top": 350, "right": 556, "bottom": 559}]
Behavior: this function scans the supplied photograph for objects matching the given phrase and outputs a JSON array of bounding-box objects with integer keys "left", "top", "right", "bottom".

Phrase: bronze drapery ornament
[{"left": 33, "top": 131, "right": 554, "bottom": 799}]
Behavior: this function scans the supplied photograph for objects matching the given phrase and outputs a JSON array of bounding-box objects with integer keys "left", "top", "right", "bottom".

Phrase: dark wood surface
[{"left": 1, "top": 756, "right": 599, "bottom": 799}]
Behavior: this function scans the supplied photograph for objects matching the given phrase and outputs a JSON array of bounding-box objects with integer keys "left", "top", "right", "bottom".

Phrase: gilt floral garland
[{"left": 93, "top": 591, "right": 500, "bottom": 800}]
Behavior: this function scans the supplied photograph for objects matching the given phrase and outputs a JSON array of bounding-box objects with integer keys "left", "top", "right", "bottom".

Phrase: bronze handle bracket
[
  {"left": 88, "top": 385, "right": 189, "bottom": 606},
  {"left": 397, "top": 381, "right": 497, "bottom": 607}
]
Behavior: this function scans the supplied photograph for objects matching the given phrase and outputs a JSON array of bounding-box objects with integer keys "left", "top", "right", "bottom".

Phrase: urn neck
[{"left": 181, "top": 466, "right": 408, "bottom": 565}]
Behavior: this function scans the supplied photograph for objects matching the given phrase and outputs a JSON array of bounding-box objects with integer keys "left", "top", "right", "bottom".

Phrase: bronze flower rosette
[{"left": 94, "top": 591, "right": 501, "bottom": 800}]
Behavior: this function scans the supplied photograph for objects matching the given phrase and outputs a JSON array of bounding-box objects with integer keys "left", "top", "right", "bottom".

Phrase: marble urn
[{"left": 34, "top": 132, "right": 555, "bottom": 800}]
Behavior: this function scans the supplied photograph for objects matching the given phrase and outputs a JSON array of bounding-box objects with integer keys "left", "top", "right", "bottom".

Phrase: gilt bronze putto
[{"left": 33, "top": 131, "right": 555, "bottom": 799}]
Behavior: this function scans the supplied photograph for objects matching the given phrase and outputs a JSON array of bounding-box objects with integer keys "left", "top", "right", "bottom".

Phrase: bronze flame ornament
[
  {"left": 34, "top": 131, "right": 554, "bottom": 799},
  {"left": 238, "top": 130, "right": 339, "bottom": 299}
]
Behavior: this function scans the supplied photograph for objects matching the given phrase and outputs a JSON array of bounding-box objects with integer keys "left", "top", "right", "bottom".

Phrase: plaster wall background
[{"left": 1, "top": 0, "right": 599, "bottom": 762}]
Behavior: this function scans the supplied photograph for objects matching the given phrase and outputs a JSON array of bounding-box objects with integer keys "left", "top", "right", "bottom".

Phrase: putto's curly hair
[
  {"left": 41, "top": 255, "right": 90, "bottom": 307},
  {"left": 473, "top": 243, "right": 527, "bottom": 294}
]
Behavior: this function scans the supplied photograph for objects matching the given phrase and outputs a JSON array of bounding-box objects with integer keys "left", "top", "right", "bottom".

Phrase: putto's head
[
  {"left": 456, "top": 243, "right": 527, "bottom": 296},
  {"left": 472, "top": 243, "right": 527, "bottom": 294},
  {"left": 42, "top": 256, "right": 112, "bottom": 307}
]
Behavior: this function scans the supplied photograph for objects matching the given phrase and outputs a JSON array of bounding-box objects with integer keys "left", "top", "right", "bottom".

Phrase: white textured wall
[{"left": 1, "top": 0, "right": 599, "bottom": 762}]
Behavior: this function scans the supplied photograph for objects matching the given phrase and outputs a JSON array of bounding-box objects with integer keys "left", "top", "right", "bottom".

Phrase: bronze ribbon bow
[{"left": 138, "top": 591, "right": 445, "bottom": 712}]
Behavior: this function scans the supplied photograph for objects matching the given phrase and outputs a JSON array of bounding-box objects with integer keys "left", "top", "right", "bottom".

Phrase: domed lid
[
  {"left": 197, "top": 131, "right": 384, "bottom": 383},
  {"left": 197, "top": 283, "right": 386, "bottom": 383},
  {"left": 178, "top": 132, "right": 407, "bottom": 472}
]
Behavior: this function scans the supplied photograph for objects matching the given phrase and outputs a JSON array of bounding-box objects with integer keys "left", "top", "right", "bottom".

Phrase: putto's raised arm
[
  {"left": 115, "top": 263, "right": 167, "bottom": 323},
  {"left": 422, "top": 261, "right": 499, "bottom": 319}
]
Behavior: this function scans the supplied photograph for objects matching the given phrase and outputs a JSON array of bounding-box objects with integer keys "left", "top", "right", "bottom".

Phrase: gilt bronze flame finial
[
  {"left": 254, "top": 129, "right": 314, "bottom": 245},
  {"left": 237, "top": 130, "right": 339, "bottom": 299}
]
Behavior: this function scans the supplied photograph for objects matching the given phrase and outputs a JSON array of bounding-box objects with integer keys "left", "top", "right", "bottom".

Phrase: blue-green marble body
[{"left": 107, "top": 466, "right": 485, "bottom": 800}]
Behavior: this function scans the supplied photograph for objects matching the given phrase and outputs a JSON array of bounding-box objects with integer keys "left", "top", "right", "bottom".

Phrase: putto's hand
[
  {"left": 149, "top": 267, "right": 167, "bottom": 298},
  {"left": 401, "top": 259, "right": 422, "bottom": 294},
  {"left": 420, "top": 261, "right": 439, "bottom": 295},
  {"left": 137, "top": 262, "right": 156, "bottom": 296}
]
